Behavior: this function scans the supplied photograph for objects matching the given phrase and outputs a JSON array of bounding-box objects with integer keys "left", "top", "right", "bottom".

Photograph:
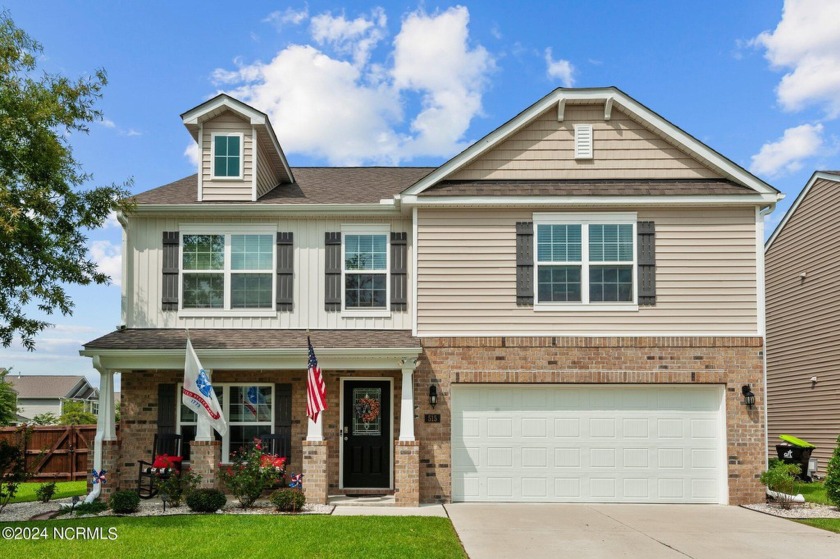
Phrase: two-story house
[{"left": 81, "top": 87, "right": 781, "bottom": 506}]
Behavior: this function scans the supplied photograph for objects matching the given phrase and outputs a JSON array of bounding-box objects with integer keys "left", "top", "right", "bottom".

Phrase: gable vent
[{"left": 574, "top": 124, "right": 593, "bottom": 159}]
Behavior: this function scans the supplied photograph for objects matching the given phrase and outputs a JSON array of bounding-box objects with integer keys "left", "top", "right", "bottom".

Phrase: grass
[
  {"left": 8, "top": 481, "right": 87, "bottom": 504},
  {"left": 0, "top": 515, "right": 467, "bottom": 559},
  {"left": 796, "top": 519, "right": 840, "bottom": 533}
]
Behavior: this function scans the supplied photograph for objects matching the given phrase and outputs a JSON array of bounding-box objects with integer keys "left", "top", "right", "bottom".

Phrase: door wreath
[{"left": 354, "top": 396, "right": 381, "bottom": 423}]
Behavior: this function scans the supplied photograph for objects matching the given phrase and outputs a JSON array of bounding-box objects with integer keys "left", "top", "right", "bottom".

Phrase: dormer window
[{"left": 212, "top": 133, "right": 243, "bottom": 179}]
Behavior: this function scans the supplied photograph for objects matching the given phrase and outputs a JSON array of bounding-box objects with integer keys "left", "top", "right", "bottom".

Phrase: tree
[
  {"left": 0, "top": 11, "right": 131, "bottom": 350},
  {"left": 0, "top": 370, "right": 18, "bottom": 426},
  {"left": 58, "top": 400, "right": 97, "bottom": 425},
  {"left": 825, "top": 435, "right": 840, "bottom": 507},
  {"left": 31, "top": 412, "right": 58, "bottom": 425}
]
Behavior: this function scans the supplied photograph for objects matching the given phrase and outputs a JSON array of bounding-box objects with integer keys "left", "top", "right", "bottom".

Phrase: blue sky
[{"left": 3, "top": 0, "right": 838, "bottom": 388}]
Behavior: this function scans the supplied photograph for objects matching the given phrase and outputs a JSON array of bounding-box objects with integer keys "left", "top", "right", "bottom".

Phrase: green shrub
[
  {"left": 825, "top": 434, "right": 840, "bottom": 507},
  {"left": 58, "top": 500, "right": 108, "bottom": 516},
  {"left": 156, "top": 468, "right": 201, "bottom": 507},
  {"left": 270, "top": 488, "right": 305, "bottom": 512},
  {"left": 109, "top": 490, "right": 140, "bottom": 514},
  {"left": 36, "top": 481, "right": 56, "bottom": 503},
  {"left": 760, "top": 462, "right": 801, "bottom": 509},
  {"left": 219, "top": 439, "right": 286, "bottom": 508},
  {"left": 186, "top": 488, "right": 226, "bottom": 513}
]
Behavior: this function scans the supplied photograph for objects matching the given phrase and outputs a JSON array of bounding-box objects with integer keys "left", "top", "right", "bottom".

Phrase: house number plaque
[{"left": 424, "top": 414, "right": 441, "bottom": 423}]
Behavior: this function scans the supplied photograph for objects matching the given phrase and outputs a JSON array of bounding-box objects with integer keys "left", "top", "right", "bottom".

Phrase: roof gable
[
  {"left": 766, "top": 171, "right": 840, "bottom": 251},
  {"left": 401, "top": 87, "right": 781, "bottom": 200},
  {"left": 6, "top": 375, "right": 90, "bottom": 400}
]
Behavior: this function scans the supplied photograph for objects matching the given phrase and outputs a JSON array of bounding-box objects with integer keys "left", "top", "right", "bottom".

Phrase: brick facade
[
  {"left": 394, "top": 440, "right": 421, "bottom": 506},
  {"left": 86, "top": 439, "right": 121, "bottom": 502},
  {"left": 190, "top": 440, "right": 221, "bottom": 489},
  {"left": 414, "top": 336, "right": 766, "bottom": 505},
  {"left": 302, "top": 441, "right": 329, "bottom": 504},
  {"left": 114, "top": 335, "right": 764, "bottom": 506}
]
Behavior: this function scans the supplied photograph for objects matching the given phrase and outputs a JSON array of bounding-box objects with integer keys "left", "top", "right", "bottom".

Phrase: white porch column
[
  {"left": 97, "top": 369, "right": 116, "bottom": 441},
  {"left": 399, "top": 358, "right": 418, "bottom": 442},
  {"left": 306, "top": 413, "right": 324, "bottom": 441},
  {"left": 195, "top": 369, "right": 213, "bottom": 441}
]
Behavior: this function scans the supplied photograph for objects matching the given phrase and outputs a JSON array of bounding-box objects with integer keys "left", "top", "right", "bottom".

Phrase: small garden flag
[
  {"left": 306, "top": 336, "right": 327, "bottom": 422},
  {"left": 182, "top": 338, "right": 227, "bottom": 436}
]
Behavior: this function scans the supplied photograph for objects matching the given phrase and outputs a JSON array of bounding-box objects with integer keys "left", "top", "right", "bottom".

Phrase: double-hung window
[
  {"left": 342, "top": 225, "right": 389, "bottom": 313},
  {"left": 181, "top": 228, "right": 275, "bottom": 314},
  {"left": 178, "top": 383, "right": 273, "bottom": 463},
  {"left": 534, "top": 213, "right": 637, "bottom": 309},
  {"left": 212, "top": 133, "right": 243, "bottom": 179}
]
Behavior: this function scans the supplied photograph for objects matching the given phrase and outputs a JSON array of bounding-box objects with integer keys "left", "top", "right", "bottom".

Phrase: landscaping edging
[{"left": 742, "top": 503, "right": 840, "bottom": 519}]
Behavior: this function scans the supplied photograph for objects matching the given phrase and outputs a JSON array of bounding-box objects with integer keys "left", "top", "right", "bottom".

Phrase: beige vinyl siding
[
  {"left": 766, "top": 178, "right": 840, "bottom": 470},
  {"left": 416, "top": 207, "right": 758, "bottom": 336},
  {"left": 256, "top": 142, "right": 277, "bottom": 199},
  {"left": 201, "top": 111, "right": 254, "bottom": 201},
  {"left": 125, "top": 215, "right": 412, "bottom": 330},
  {"left": 451, "top": 105, "right": 722, "bottom": 181}
]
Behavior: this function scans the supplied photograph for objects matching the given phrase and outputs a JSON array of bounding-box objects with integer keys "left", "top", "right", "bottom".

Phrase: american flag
[{"left": 306, "top": 336, "right": 327, "bottom": 422}]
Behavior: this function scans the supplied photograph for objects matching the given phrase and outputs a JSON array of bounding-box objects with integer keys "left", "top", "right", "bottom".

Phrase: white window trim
[
  {"left": 176, "top": 382, "right": 274, "bottom": 464},
  {"left": 340, "top": 224, "right": 391, "bottom": 318},
  {"left": 178, "top": 225, "right": 277, "bottom": 318},
  {"left": 533, "top": 212, "right": 638, "bottom": 312},
  {"left": 209, "top": 132, "right": 245, "bottom": 181}
]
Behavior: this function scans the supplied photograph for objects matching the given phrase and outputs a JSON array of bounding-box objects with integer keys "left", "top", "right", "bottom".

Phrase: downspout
[{"left": 758, "top": 204, "right": 774, "bottom": 469}]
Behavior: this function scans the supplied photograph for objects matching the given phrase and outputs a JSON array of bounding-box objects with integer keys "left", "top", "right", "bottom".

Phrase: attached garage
[{"left": 451, "top": 384, "right": 727, "bottom": 504}]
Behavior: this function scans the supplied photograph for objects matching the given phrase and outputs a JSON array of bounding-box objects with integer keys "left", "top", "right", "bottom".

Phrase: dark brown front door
[{"left": 342, "top": 380, "right": 391, "bottom": 488}]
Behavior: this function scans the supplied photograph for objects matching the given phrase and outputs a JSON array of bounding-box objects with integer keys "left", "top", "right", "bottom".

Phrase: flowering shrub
[
  {"left": 155, "top": 467, "right": 202, "bottom": 507},
  {"left": 219, "top": 438, "right": 287, "bottom": 508}
]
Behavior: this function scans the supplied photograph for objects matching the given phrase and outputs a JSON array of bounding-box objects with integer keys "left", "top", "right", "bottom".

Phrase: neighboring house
[
  {"left": 765, "top": 171, "right": 840, "bottom": 474},
  {"left": 5, "top": 375, "right": 99, "bottom": 421},
  {"left": 80, "top": 87, "right": 781, "bottom": 506}
]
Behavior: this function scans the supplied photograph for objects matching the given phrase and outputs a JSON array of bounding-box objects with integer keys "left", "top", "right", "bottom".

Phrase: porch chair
[
  {"left": 260, "top": 431, "right": 291, "bottom": 462},
  {"left": 137, "top": 433, "right": 183, "bottom": 499}
]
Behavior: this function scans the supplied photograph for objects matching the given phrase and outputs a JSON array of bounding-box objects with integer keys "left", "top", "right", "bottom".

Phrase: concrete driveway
[{"left": 445, "top": 504, "right": 840, "bottom": 559}]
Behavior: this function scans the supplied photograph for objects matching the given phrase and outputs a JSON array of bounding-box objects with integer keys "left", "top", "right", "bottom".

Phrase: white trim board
[
  {"left": 399, "top": 87, "right": 782, "bottom": 199},
  {"left": 765, "top": 171, "right": 840, "bottom": 251}
]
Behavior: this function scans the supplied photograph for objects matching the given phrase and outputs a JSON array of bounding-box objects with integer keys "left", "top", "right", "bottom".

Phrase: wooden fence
[{"left": 0, "top": 425, "right": 115, "bottom": 481}]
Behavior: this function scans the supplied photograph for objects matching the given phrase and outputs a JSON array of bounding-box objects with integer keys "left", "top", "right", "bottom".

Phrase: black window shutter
[
  {"left": 276, "top": 232, "right": 294, "bottom": 311},
  {"left": 274, "top": 383, "right": 292, "bottom": 461},
  {"left": 325, "top": 232, "right": 341, "bottom": 311},
  {"left": 162, "top": 232, "right": 179, "bottom": 311},
  {"left": 157, "top": 383, "right": 176, "bottom": 435},
  {"left": 637, "top": 221, "right": 656, "bottom": 306},
  {"left": 516, "top": 222, "right": 534, "bottom": 307},
  {"left": 390, "top": 232, "right": 408, "bottom": 311}
]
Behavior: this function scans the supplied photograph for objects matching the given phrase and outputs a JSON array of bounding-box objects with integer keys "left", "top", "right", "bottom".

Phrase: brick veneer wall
[
  {"left": 394, "top": 440, "right": 421, "bottom": 506},
  {"left": 86, "top": 439, "right": 121, "bottom": 502},
  {"left": 413, "top": 336, "right": 766, "bottom": 505}
]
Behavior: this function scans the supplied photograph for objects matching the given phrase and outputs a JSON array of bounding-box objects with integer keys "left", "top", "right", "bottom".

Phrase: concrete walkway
[
  {"left": 445, "top": 503, "right": 840, "bottom": 559},
  {"left": 331, "top": 504, "right": 448, "bottom": 516}
]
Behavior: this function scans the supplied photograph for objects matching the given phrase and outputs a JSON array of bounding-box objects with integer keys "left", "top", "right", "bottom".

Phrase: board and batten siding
[
  {"left": 416, "top": 207, "right": 758, "bottom": 336},
  {"left": 124, "top": 216, "right": 412, "bottom": 329},
  {"left": 451, "top": 105, "right": 721, "bottom": 181},
  {"left": 765, "top": 177, "right": 840, "bottom": 470},
  {"left": 201, "top": 112, "right": 254, "bottom": 201}
]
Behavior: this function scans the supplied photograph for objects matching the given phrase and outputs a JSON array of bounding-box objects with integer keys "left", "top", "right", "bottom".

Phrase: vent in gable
[{"left": 574, "top": 124, "right": 593, "bottom": 159}]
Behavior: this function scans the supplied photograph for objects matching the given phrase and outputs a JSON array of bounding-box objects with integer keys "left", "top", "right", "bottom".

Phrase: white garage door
[{"left": 451, "top": 385, "right": 726, "bottom": 504}]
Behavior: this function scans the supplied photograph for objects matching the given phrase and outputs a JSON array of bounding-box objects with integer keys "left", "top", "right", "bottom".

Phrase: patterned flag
[
  {"left": 306, "top": 336, "right": 327, "bottom": 422},
  {"left": 182, "top": 338, "right": 227, "bottom": 436}
]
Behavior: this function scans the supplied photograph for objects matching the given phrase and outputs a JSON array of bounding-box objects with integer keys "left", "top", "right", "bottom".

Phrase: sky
[{"left": 2, "top": 0, "right": 839, "bottom": 389}]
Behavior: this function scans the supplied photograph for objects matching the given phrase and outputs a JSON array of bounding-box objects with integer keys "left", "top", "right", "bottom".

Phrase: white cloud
[
  {"left": 212, "top": 6, "right": 495, "bottom": 165},
  {"left": 264, "top": 5, "right": 310, "bottom": 30},
  {"left": 89, "top": 240, "right": 122, "bottom": 287},
  {"left": 99, "top": 211, "right": 121, "bottom": 230},
  {"left": 749, "top": 123, "right": 825, "bottom": 177},
  {"left": 544, "top": 48, "right": 575, "bottom": 87},
  {"left": 97, "top": 117, "right": 141, "bottom": 137},
  {"left": 100, "top": 118, "right": 116, "bottom": 128},
  {"left": 310, "top": 8, "right": 387, "bottom": 67},
  {"left": 752, "top": 0, "right": 840, "bottom": 116},
  {"left": 184, "top": 142, "right": 200, "bottom": 167}
]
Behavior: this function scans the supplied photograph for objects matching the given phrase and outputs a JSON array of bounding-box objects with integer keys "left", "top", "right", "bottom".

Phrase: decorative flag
[
  {"left": 243, "top": 386, "right": 266, "bottom": 419},
  {"left": 306, "top": 336, "right": 327, "bottom": 422},
  {"left": 182, "top": 338, "right": 227, "bottom": 436},
  {"left": 92, "top": 469, "right": 106, "bottom": 484}
]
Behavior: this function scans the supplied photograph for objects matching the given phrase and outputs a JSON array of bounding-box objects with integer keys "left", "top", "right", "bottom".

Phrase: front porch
[{"left": 80, "top": 329, "right": 423, "bottom": 506}]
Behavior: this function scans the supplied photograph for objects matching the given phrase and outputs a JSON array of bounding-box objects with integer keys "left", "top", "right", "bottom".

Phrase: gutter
[{"left": 130, "top": 201, "right": 405, "bottom": 217}]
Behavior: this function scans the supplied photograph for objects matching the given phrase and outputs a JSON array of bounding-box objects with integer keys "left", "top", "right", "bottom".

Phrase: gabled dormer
[{"left": 181, "top": 94, "right": 294, "bottom": 201}]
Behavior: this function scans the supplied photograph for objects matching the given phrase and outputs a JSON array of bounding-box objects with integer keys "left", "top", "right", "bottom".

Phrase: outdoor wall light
[
  {"left": 429, "top": 385, "right": 438, "bottom": 408},
  {"left": 741, "top": 385, "right": 756, "bottom": 408}
]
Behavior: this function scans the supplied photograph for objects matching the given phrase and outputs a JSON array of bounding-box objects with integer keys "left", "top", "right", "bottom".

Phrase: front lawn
[
  {"left": 798, "top": 481, "right": 830, "bottom": 505},
  {"left": 0, "top": 515, "right": 467, "bottom": 559},
  {"left": 9, "top": 481, "right": 87, "bottom": 504},
  {"left": 797, "top": 519, "right": 840, "bottom": 533}
]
